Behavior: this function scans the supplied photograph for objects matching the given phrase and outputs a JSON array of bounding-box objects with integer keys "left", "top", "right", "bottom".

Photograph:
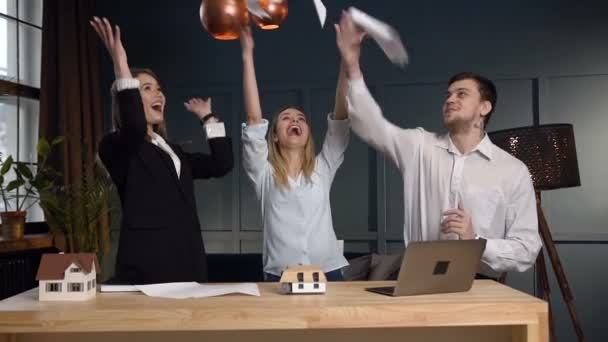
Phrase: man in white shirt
[{"left": 334, "top": 13, "right": 541, "bottom": 278}]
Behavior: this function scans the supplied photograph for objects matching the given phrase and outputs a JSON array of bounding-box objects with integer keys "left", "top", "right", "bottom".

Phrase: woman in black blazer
[{"left": 91, "top": 17, "right": 233, "bottom": 284}]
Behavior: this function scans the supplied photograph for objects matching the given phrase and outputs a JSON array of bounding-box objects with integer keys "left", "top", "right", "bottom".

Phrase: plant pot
[{"left": 1, "top": 211, "right": 26, "bottom": 240}]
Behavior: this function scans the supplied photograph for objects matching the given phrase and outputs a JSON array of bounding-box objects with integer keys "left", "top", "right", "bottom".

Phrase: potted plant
[
  {"left": 0, "top": 137, "right": 63, "bottom": 240},
  {"left": 40, "top": 152, "right": 117, "bottom": 253}
]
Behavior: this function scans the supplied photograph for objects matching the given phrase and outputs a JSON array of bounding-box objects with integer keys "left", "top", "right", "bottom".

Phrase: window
[
  {"left": 46, "top": 282, "right": 61, "bottom": 292},
  {"left": 87, "top": 280, "right": 91, "bottom": 291},
  {"left": 70, "top": 267, "right": 81, "bottom": 273},
  {"left": 0, "top": 0, "right": 43, "bottom": 221},
  {"left": 92, "top": 279, "right": 96, "bottom": 288},
  {"left": 68, "top": 282, "right": 83, "bottom": 292}
]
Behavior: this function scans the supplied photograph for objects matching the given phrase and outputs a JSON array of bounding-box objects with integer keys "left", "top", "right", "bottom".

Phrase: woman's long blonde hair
[
  {"left": 267, "top": 106, "right": 316, "bottom": 189},
  {"left": 111, "top": 68, "right": 168, "bottom": 139}
]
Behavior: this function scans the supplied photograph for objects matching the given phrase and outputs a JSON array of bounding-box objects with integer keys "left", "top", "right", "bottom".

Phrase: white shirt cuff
[
  {"left": 241, "top": 119, "right": 269, "bottom": 139},
  {"left": 112, "top": 78, "right": 140, "bottom": 94},
  {"left": 327, "top": 112, "right": 350, "bottom": 131},
  {"left": 205, "top": 122, "right": 226, "bottom": 139},
  {"left": 327, "top": 112, "right": 350, "bottom": 122}
]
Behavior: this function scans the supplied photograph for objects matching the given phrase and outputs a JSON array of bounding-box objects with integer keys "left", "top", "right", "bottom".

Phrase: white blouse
[{"left": 241, "top": 114, "right": 350, "bottom": 276}]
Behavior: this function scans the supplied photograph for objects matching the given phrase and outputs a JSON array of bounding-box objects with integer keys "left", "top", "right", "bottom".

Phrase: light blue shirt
[{"left": 242, "top": 115, "right": 350, "bottom": 276}]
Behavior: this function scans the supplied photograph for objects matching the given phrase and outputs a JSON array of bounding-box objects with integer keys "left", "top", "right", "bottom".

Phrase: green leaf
[
  {"left": 16, "top": 162, "right": 33, "bottom": 180},
  {"left": 51, "top": 136, "right": 65, "bottom": 145},
  {"left": 13, "top": 167, "right": 24, "bottom": 181},
  {"left": 6, "top": 179, "right": 25, "bottom": 192},
  {"left": 0, "top": 155, "right": 13, "bottom": 175},
  {"left": 37, "top": 139, "right": 51, "bottom": 158}
]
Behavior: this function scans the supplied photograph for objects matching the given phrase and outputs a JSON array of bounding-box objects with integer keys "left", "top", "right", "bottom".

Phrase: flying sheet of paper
[
  {"left": 312, "top": 0, "right": 326, "bottom": 27},
  {"left": 135, "top": 282, "right": 260, "bottom": 299},
  {"left": 347, "top": 7, "right": 409, "bottom": 67},
  {"left": 247, "top": 0, "right": 271, "bottom": 19}
]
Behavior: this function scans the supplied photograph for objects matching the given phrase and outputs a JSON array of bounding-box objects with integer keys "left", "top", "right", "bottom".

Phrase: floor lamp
[{"left": 489, "top": 124, "right": 585, "bottom": 342}]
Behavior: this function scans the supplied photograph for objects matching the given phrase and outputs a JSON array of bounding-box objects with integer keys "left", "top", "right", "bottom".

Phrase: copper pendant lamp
[
  {"left": 200, "top": 0, "right": 250, "bottom": 40},
  {"left": 252, "top": 0, "right": 288, "bottom": 30}
]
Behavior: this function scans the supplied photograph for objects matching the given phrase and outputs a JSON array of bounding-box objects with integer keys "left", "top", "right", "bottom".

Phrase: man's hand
[
  {"left": 442, "top": 201, "right": 475, "bottom": 240},
  {"left": 335, "top": 11, "right": 365, "bottom": 79}
]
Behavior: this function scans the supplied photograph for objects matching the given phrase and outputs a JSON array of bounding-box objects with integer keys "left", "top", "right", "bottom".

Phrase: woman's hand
[
  {"left": 184, "top": 97, "right": 213, "bottom": 120},
  {"left": 90, "top": 17, "right": 131, "bottom": 79}
]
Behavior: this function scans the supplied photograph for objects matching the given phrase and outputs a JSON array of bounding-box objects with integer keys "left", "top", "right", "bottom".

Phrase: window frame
[{"left": 0, "top": 0, "right": 43, "bottom": 218}]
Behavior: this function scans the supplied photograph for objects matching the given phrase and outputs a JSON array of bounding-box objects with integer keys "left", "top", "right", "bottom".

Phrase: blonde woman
[{"left": 240, "top": 26, "right": 350, "bottom": 281}]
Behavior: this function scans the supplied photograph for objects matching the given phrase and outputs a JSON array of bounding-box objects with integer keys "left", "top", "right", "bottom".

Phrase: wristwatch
[{"left": 200, "top": 112, "right": 220, "bottom": 125}]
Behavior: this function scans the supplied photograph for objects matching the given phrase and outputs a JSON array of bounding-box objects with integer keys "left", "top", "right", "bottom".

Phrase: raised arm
[
  {"left": 316, "top": 62, "right": 351, "bottom": 182},
  {"left": 183, "top": 97, "right": 233, "bottom": 179},
  {"left": 239, "top": 26, "right": 269, "bottom": 194},
  {"left": 90, "top": 17, "right": 146, "bottom": 141},
  {"left": 90, "top": 17, "right": 131, "bottom": 81},
  {"left": 333, "top": 62, "right": 348, "bottom": 120},
  {"left": 334, "top": 12, "right": 420, "bottom": 169},
  {"left": 240, "top": 26, "right": 263, "bottom": 126},
  {"left": 92, "top": 17, "right": 147, "bottom": 188}
]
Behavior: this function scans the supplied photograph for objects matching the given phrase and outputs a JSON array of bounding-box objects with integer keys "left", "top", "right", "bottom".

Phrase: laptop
[{"left": 365, "top": 239, "right": 486, "bottom": 296}]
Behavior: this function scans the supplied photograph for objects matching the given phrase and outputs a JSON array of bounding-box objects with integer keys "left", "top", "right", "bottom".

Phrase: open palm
[{"left": 90, "top": 17, "right": 130, "bottom": 79}]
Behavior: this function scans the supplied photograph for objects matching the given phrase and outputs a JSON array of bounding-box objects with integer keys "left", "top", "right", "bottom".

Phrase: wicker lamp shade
[{"left": 489, "top": 124, "right": 581, "bottom": 191}]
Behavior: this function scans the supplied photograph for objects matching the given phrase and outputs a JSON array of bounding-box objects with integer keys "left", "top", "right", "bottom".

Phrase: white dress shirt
[
  {"left": 150, "top": 132, "right": 181, "bottom": 178},
  {"left": 242, "top": 115, "right": 350, "bottom": 276},
  {"left": 346, "top": 77, "right": 542, "bottom": 277}
]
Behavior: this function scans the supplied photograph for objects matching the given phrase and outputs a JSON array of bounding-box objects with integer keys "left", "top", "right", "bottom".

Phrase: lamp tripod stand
[
  {"left": 535, "top": 192, "right": 585, "bottom": 341},
  {"left": 489, "top": 124, "right": 585, "bottom": 341}
]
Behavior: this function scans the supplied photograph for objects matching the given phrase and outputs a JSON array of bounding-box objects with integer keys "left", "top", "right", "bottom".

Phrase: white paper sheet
[
  {"left": 0, "top": 288, "right": 40, "bottom": 311},
  {"left": 347, "top": 7, "right": 409, "bottom": 67},
  {"left": 247, "top": 0, "right": 271, "bottom": 19},
  {"left": 99, "top": 284, "right": 139, "bottom": 292},
  {"left": 312, "top": 0, "right": 326, "bottom": 27},
  {"left": 135, "top": 282, "right": 260, "bottom": 299}
]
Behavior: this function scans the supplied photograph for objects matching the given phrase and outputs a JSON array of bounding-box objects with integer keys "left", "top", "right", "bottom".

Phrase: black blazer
[{"left": 99, "top": 88, "right": 233, "bottom": 284}]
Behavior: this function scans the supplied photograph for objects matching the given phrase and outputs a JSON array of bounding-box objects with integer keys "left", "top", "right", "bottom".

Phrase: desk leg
[
  {"left": 512, "top": 312, "right": 549, "bottom": 342},
  {"left": 538, "top": 312, "right": 549, "bottom": 342}
]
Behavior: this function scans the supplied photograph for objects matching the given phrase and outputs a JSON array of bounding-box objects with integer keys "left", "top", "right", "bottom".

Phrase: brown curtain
[{"left": 39, "top": 0, "right": 109, "bottom": 254}]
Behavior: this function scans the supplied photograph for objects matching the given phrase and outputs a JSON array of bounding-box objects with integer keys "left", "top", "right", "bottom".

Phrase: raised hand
[
  {"left": 335, "top": 11, "right": 366, "bottom": 79},
  {"left": 90, "top": 17, "right": 131, "bottom": 79},
  {"left": 184, "top": 97, "right": 213, "bottom": 120}
]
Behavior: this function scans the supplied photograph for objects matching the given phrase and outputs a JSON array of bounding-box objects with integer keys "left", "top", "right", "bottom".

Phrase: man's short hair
[{"left": 448, "top": 72, "right": 497, "bottom": 127}]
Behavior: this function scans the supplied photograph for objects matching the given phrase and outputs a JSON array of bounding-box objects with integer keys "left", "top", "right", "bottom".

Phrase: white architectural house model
[
  {"left": 35, "top": 253, "right": 100, "bottom": 301},
  {"left": 279, "top": 265, "right": 327, "bottom": 294}
]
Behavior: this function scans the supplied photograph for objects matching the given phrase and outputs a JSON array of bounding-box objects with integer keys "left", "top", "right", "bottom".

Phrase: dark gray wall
[{"left": 96, "top": 1, "right": 608, "bottom": 340}]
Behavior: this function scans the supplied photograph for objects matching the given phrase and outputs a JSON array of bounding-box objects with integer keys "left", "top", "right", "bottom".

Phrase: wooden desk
[{"left": 0, "top": 280, "right": 547, "bottom": 342}]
